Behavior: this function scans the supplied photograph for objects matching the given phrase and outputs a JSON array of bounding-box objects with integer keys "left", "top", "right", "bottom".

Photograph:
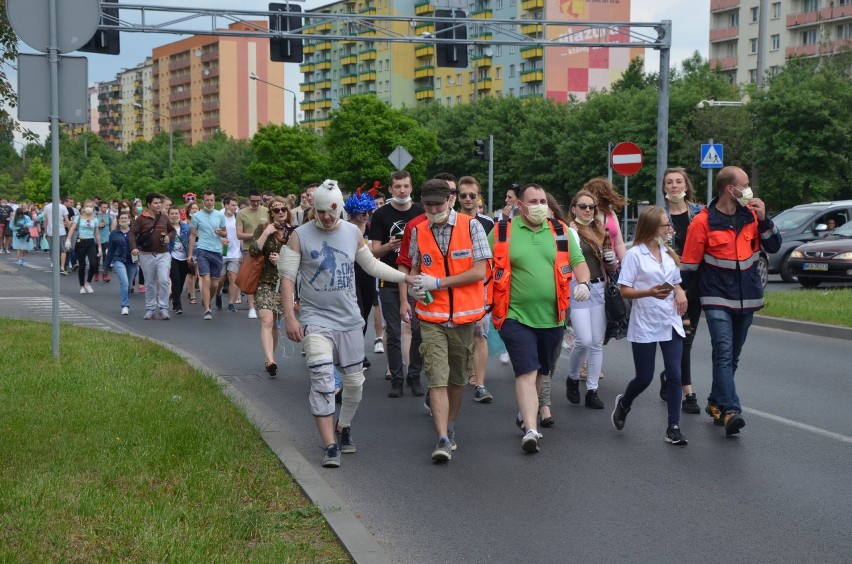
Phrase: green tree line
[{"left": 1, "top": 53, "right": 850, "bottom": 213}]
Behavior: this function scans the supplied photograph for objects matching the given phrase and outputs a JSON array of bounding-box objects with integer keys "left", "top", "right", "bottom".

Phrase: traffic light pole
[{"left": 487, "top": 134, "right": 494, "bottom": 216}]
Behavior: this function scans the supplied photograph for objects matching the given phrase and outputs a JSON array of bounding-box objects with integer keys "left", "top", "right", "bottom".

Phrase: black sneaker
[
  {"left": 723, "top": 411, "right": 746, "bottom": 436},
  {"left": 659, "top": 371, "right": 667, "bottom": 401},
  {"left": 585, "top": 389, "right": 605, "bottom": 409},
  {"left": 215, "top": 294, "right": 222, "bottom": 310},
  {"left": 363, "top": 357, "right": 371, "bottom": 368},
  {"left": 337, "top": 426, "right": 356, "bottom": 453},
  {"left": 407, "top": 375, "right": 424, "bottom": 396},
  {"left": 321, "top": 444, "right": 341, "bottom": 468},
  {"left": 388, "top": 379, "right": 403, "bottom": 398},
  {"left": 566, "top": 377, "right": 580, "bottom": 404},
  {"left": 682, "top": 393, "right": 700, "bottom": 414},
  {"left": 611, "top": 394, "right": 630, "bottom": 431},
  {"left": 665, "top": 424, "right": 688, "bottom": 446}
]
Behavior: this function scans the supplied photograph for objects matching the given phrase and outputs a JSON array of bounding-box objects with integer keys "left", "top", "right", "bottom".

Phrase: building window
[
  {"left": 750, "top": 38, "right": 758, "bottom": 53},
  {"left": 456, "top": 73, "right": 462, "bottom": 84},
  {"left": 497, "top": 0, "right": 503, "bottom": 8},
  {"left": 801, "top": 29, "right": 817, "bottom": 44},
  {"left": 728, "top": 11, "right": 739, "bottom": 27},
  {"left": 771, "top": 34, "right": 780, "bottom": 50},
  {"left": 509, "top": 64, "right": 516, "bottom": 77},
  {"left": 456, "top": 95, "right": 462, "bottom": 104},
  {"left": 748, "top": 69, "right": 758, "bottom": 83},
  {"left": 803, "top": 0, "right": 819, "bottom": 11},
  {"left": 750, "top": 6, "right": 759, "bottom": 22},
  {"left": 435, "top": 77, "right": 441, "bottom": 89},
  {"left": 769, "top": 65, "right": 780, "bottom": 76},
  {"left": 495, "top": 45, "right": 502, "bottom": 56},
  {"left": 469, "top": 71, "right": 474, "bottom": 83},
  {"left": 510, "top": 45, "right": 516, "bottom": 54},
  {"left": 496, "top": 67, "right": 502, "bottom": 79},
  {"left": 446, "top": 97, "right": 451, "bottom": 106},
  {"left": 771, "top": 2, "right": 781, "bottom": 19},
  {"left": 838, "top": 23, "right": 852, "bottom": 40}
]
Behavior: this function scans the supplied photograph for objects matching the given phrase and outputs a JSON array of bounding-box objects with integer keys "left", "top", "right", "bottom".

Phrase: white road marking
[{"left": 744, "top": 407, "right": 852, "bottom": 444}]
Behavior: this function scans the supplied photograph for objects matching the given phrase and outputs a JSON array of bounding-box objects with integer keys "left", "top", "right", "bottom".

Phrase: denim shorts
[
  {"left": 499, "top": 318, "right": 564, "bottom": 378},
  {"left": 196, "top": 248, "right": 223, "bottom": 278}
]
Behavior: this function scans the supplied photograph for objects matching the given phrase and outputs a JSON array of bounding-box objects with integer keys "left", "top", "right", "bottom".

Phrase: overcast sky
[{"left": 9, "top": 0, "right": 710, "bottom": 144}]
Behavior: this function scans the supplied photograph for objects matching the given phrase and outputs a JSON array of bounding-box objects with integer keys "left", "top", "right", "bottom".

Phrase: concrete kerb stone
[
  {"left": 0, "top": 271, "right": 391, "bottom": 564},
  {"left": 753, "top": 314, "right": 852, "bottom": 341}
]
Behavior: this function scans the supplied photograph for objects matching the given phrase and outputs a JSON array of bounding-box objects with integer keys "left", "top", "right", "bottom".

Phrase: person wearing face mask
[
  {"left": 104, "top": 211, "right": 138, "bottom": 316},
  {"left": 406, "top": 179, "right": 490, "bottom": 462},
  {"left": 279, "top": 179, "right": 419, "bottom": 468},
  {"left": 65, "top": 200, "right": 102, "bottom": 294},
  {"left": 680, "top": 166, "right": 781, "bottom": 437},
  {"left": 659, "top": 167, "right": 705, "bottom": 413},
  {"left": 369, "top": 170, "right": 426, "bottom": 398},
  {"left": 489, "top": 184, "right": 591, "bottom": 454},
  {"left": 167, "top": 206, "right": 192, "bottom": 314}
]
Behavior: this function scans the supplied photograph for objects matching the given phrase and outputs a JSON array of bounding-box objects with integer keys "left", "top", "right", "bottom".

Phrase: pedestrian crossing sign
[{"left": 700, "top": 144, "right": 724, "bottom": 169}]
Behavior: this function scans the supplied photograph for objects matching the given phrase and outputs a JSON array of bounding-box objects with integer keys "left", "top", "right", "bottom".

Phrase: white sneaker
[
  {"left": 121, "top": 307, "right": 130, "bottom": 316},
  {"left": 248, "top": 307, "right": 258, "bottom": 319},
  {"left": 522, "top": 429, "right": 542, "bottom": 453},
  {"left": 499, "top": 352, "right": 510, "bottom": 365},
  {"left": 373, "top": 338, "right": 384, "bottom": 354},
  {"left": 84, "top": 283, "right": 94, "bottom": 294},
  {"left": 80, "top": 287, "right": 87, "bottom": 294}
]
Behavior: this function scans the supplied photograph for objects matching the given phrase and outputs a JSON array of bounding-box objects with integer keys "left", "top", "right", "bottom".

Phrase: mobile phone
[{"left": 660, "top": 281, "right": 675, "bottom": 292}]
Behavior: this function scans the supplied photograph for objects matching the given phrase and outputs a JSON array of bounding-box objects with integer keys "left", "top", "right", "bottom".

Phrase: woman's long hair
[
  {"left": 568, "top": 190, "right": 605, "bottom": 250},
  {"left": 582, "top": 177, "right": 627, "bottom": 214},
  {"left": 662, "top": 167, "right": 696, "bottom": 203},
  {"left": 632, "top": 206, "right": 680, "bottom": 267},
  {"left": 546, "top": 193, "right": 568, "bottom": 224}
]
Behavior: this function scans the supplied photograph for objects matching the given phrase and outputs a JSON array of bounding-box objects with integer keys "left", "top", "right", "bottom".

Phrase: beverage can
[
  {"left": 422, "top": 290, "right": 434, "bottom": 304},
  {"left": 222, "top": 243, "right": 229, "bottom": 255}
]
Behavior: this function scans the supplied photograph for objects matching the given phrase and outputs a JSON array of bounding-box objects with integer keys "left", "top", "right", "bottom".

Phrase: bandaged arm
[{"left": 355, "top": 244, "right": 406, "bottom": 283}]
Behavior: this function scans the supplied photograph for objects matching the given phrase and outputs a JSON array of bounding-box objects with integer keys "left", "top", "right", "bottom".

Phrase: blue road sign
[{"left": 700, "top": 144, "right": 724, "bottom": 169}]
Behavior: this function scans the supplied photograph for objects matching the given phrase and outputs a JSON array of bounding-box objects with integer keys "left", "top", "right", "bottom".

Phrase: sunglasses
[
  {"left": 459, "top": 192, "right": 478, "bottom": 200},
  {"left": 660, "top": 223, "right": 673, "bottom": 228},
  {"left": 270, "top": 207, "right": 287, "bottom": 214},
  {"left": 576, "top": 203, "right": 597, "bottom": 210}
]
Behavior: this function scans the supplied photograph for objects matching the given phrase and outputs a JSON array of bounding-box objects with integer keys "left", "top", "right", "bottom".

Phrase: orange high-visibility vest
[
  {"left": 491, "top": 218, "right": 573, "bottom": 330},
  {"left": 413, "top": 213, "right": 487, "bottom": 325}
]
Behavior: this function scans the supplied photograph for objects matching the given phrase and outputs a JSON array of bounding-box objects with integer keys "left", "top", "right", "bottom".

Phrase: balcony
[
  {"left": 202, "top": 118, "right": 218, "bottom": 129},
  {"left": 519, "top": 92, "right": 544, "bottom": 99},
  {"left": 315, "top": 79, "right": 332, "bottom": 90},
  {"left": 710, "top": 0, "right": 739, "bottom": 11},
  {"left": 709, "top": 56, "right": 738, "bottom": 70},
  {"left": 169, "top": 89, "right": 191, "bottom": 103},
  {"left": 315, "top": 22, "right": 332, "bottom": 33},
  {"left": 359, "top": 71, "right": 377, "bottom": 82},
  {"left": 520, "top": 69, "right": 543, "bottom": 83},
  {"left": 473, "top": 56, "right": 492, "bottom": 68},
  {"left": 415, "top": 87, "right": 435, "bottom": 100},
  {"left": 358, "top": 49, "right": 377, "bottom": 61},
  {"left": 521, "top": 0, "right": 544, "bottom": 10},
  {"left": 476, "top": 79, "right": 492, "bottom": 90},
  {"left": 316, "top": 41, "right": 332, "bottom": 51},
  {"left": 341, "top": 55, "right": 358, "bottom": 66},
  {"left": 300, "top": 82, "right": 315, "bottom": 92},
  {"left": 521, "top": 23, "right": 543, "bottom": 35},
  {"left": 169, "top": 58, "right": 190, "bottom": 72},
  {"left": 301, "top": 101, "right": 316, "bottom": 111},
  {"left": 471, "top": 9, "right": 492, "bottom": 19},
  {"left": 200, "top": 50, "right": 218, "bottom": 63},
  {"left": 415, "top": 45, "right": 435, "bottom": 58},
  {"left": 787, "top": 4, "right": 852, "bottom": 28},
  {"left": 341, "top": 74, "right": 358, "bottom": 85},
  {"left": 201, "top": 83, "right": 219, "bottom": 95},
  {"left": 341, "top": 36, "right": 356, "bottom": 45},
  {"left": 520, "top": 46, "right": 543, "bottom": 59},
  {"left": 316, "top": 59, "right": 332, "bottom": 71},
  {"left": 171, "top": 106, "right": 192, "bottom": 118},
  {"left": 316, "top": 98, "right": 332, "bottom": 109},
  {"left": 710, "top": 25, "right": 739, "bottom": 42},
  {"left": 300, "top": 63, "right": 316, "bottom": 73},
  {"left": 358, "top": 6, "right": 377, "bottom": 15},
  {"left": 415, "top": 22, "right": 435, "bottom": 34},
  {"left": 786, "top": 43, "right": 819, "bottom": 57},
  {"left": 202, "top": 101, "right": 219, "bottom": 112},
  {"left": 414, "top": 65, "right": 435, "bottom": 79},
  {"left": 303, "top": 44, "right": 316, "bottom": 54},
  {"left": 415, "top": 2, "right": 434, "bottom": 16},
  {"left": 314, "top": 119, "right": 332, "bottom": 128},
  {"left": 169, "top": 75, "right": 190, "bottom": 88}
]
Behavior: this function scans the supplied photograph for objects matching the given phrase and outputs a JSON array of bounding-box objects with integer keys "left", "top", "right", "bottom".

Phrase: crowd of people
[{"left": 1, "top": 163, "right": 781, "bottom": 468}]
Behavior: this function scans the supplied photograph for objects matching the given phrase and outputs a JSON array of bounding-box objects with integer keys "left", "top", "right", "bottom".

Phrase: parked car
[
  {"left": 788, "top": 220, "right": 852, "bottom": 288},
  {"left": 766, "top": 200, "right": 852, "bottom": 282}
]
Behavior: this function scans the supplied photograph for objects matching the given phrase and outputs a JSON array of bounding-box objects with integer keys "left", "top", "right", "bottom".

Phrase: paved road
[{"left": 3, "top": 252, "right": 851, "bottom": 563}]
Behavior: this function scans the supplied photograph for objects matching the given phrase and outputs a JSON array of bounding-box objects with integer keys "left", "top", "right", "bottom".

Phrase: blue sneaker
[{"left": 321, "top": 444, "right": 341, "bottom": 468}]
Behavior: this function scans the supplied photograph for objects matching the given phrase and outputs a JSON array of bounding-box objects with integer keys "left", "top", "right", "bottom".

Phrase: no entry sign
[{"left": 611, "top": 142, "right": 643, "bottom": 176}]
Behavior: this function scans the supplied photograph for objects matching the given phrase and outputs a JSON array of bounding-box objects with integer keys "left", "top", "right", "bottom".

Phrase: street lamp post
[
  {"left": 696, "top": 99, "right": 745, "bottom": 202},
  {"left": 249, "top": 72, "right": 298, "bottom": 126},
  {"left": 134, "top": 102, "right": 172, "bottom": 167}
]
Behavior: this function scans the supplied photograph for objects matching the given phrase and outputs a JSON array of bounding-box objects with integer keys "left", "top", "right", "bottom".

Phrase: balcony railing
[
  {"left": 709, "top": 56, "right": 737, "bottom": 70},
  {"left": 709, "top": 25, "right": 739, "bottom": 42},
  {"left": 710, "top": 0, "right": 739, "bottom": 12},
  {"left": 519, "top": 69, "right": 543, "bottom": 83},
  {"left": 415, "top": 2, "right": 434, "bottom": 16},
  {"left": 415, "top": 45, "right": 435, "bottom": 58},
  {"left": 787, "top": 4, "right": 852, "bottom": 28},
  {"left": 414, "top": 65, "right": 435, "bottom": 79},
  {"left": 300, "top": 82, "right": 315, "bottom": 92},
  {"left": 520, "top": 46, "right": 543, "bottom": 59},
  {"left": 341, "top": 55, "right": 358, "bottom": 65},
  {"left": 415, "top": 87, "right": 434, "bottom": 100},
  {"left": 471, "top": 9, "right": 492, "bottom": 19},
  {"left": 521, "top": 0, "right": 544, "bottom": 10}
]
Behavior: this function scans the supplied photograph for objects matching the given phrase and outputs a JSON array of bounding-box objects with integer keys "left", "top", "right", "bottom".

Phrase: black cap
[{"left": 421, "top": 179, "right": 451, "bottom": 204}]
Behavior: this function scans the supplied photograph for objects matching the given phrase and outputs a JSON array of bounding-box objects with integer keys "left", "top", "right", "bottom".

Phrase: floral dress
[{"left": 249, "top": 224, "right": 292, "bottom": 313}]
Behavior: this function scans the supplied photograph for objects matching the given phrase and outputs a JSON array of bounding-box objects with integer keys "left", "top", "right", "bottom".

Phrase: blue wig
[{"left": 344, "top": 192, "right": 377, "bottom": 215}]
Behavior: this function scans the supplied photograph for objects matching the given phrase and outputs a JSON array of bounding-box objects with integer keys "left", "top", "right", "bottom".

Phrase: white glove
[
  {"left": 97, "top": 248, "right": 102, "bottom": 258},
  {"left": 603, "top": 250, "right": 617, "bottom": 264},
  {"left": 573, "top": 282, "right": 591, "bottom": 302},
  {"left": 408, "top": 284, "right": 427, "bottom": 301},
  {"left": 64, "top": 240, "right": 71, "bottom": 251},
  {"left": 414, "top": 274, "right": 440, "bottom": 291}
]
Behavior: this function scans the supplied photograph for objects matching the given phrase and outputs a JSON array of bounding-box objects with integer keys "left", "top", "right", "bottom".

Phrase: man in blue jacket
[{"left": 681, "top": 166, "right": 781, "bottom": 436}]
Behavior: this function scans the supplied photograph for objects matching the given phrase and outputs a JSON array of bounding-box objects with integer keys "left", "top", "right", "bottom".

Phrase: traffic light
[
  {"left": 269, "top": 3, "right": 303, "bottom": 63},
  {"left": 474, "top": 139, "right": 488, "bottom": 161},
  {"left": 435, "top": 9, "right": 468, "bottom": 68},
  {"left": 79, "top": 0, "right": 120, "bottom": 55}
]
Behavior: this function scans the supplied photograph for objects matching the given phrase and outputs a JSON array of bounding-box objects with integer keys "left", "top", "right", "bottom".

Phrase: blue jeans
[
  {"left": 622, "top": 330, "right": 684, "bottom": 425},
  {"left": 113, "top": 261, "right": 138, "bottom": 308},
  {"left": 704, "top": 308, "right": 754, "bottom": 414}
]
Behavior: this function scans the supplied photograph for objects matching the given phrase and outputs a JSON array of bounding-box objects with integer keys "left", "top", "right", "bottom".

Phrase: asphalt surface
[{"left": 2, "top": 251, "right": 851, "bottom": 563}]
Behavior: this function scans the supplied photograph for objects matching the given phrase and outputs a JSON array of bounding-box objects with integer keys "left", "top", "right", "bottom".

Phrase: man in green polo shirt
[{"left": 489, "top": 183, "right": 590, "bottom": 453}]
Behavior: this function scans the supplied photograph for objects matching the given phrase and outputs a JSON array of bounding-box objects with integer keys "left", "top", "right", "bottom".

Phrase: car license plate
[{"left": 803, "top": 263, "right": 828, "bottom": 271}]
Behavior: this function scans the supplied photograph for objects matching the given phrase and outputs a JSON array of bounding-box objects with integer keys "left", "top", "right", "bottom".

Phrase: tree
[
  {"left": 323, "top": 95, "right": 439, "bottom": 191},
  {"left": 245, "top": 124, "right": 327, "bottom": 195},
  {"left": 0, "top": 0, "right": 37, "bottom": 141},
  {"left": 22, "top": 159, "right": 51, "bottom": 203},
  {"left": 75, "top": 155, "right": 119, "bottom": 202}
]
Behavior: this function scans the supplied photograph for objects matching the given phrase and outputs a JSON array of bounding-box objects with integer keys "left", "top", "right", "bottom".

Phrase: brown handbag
[{"left": 235, "top": 254, "right": 264, "bottom": 294}]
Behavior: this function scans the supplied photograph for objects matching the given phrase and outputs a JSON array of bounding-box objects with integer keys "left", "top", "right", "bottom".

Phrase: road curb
[
  {"left": 753, "top": 314, "right": 852, "bottom": 341},
  {"left": 0, "top": 270, "right": 391, "bottom": 564}
]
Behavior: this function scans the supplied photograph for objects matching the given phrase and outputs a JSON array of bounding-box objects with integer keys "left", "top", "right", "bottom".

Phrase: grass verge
[
  {"left": 762, "top": 288, "right": 852, "bottom": 328},
  {"left": 0, "top": 319, "right": 349, "bottom": 562}
]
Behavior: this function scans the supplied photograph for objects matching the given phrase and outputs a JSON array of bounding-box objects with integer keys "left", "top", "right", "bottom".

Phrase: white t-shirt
[
  {"left": 223, "top": 213, "right": 242, "bottom": 260},
  {"left": 617, "top": 242, "right": 685, "bottom": 343},
  {"left": 43, "top": 202, "right": 69, "bottom": 237}
]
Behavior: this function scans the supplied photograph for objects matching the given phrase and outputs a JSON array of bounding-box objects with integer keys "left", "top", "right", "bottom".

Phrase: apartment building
[
  {"left": 116, "top": 59, "right": 156, "bottom": 151},
  {"left": 301, "top": 0, "right": 642, "bottom": 130},
  {"left": 150, "top": 21, "right": 286, "bottom": 145},
  {"left": 710, "top": 0, "right": 852, "bottom": 84},
  {"left": 96, "top": 80, "right": 121, "bottom": 148}
]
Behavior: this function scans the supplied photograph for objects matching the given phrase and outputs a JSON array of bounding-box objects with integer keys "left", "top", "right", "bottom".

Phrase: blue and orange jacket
[
  {"left": 681, "top": 198, "right": 781, "bottom": 312},
  {"left": 413, "top": 213, "right": 487, "bottom": 325}
]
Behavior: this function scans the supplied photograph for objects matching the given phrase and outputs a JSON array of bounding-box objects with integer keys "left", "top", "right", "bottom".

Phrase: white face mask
[
  {"left": 665, "top": 192, "right": 685, "bottom": 203},
  {"left": 83, "top": 206, "right": 94, "bottom": 215},
  {"left": 425, "top": 210, "right": 449, "bottom": 224},
  {"left": 732, "top": 186, "right": 753, "bottom": 207},
  {"left": 390, "top": 196, "right": 411, "bottom": 206},
  {"left": 573, "top": 216, "right": 593, "bottom": 226},
  {"left": 119, "top": 220, "right": 131, "bottom": 228},
  {"left": 524, "top": 204, "right": 549, "bottom": 226}
]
